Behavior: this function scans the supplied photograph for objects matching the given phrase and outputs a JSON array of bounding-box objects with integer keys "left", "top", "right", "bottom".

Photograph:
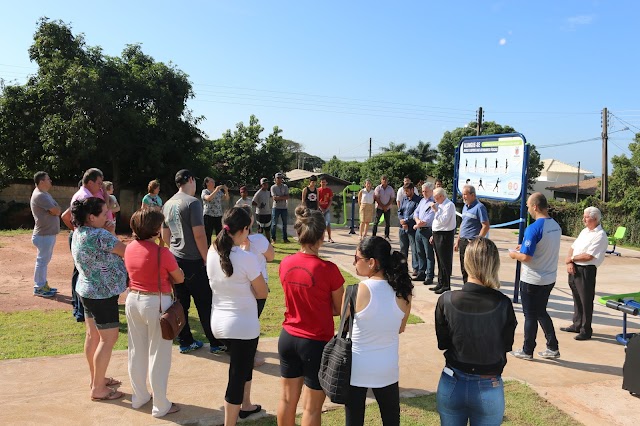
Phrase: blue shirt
[
  {"left": 459, "top": 200, "right": 489, "bottom": 239},
  {"left": 520, "top": 217, "right": 562, "bottom": 286},
  {"left": 414, "top": 197, "right": 435, "bottom": 228},
  {"left": 398, "top": 193, "right": 421, "bottom": 231}
]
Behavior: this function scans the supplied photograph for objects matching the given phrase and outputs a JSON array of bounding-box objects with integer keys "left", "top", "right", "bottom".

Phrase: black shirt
[
  {"left": 435, "top": 282, "right": 517, "bottom": 375},
  {"left": 303, "top": 186, "right": 318, "bottom": 210}
]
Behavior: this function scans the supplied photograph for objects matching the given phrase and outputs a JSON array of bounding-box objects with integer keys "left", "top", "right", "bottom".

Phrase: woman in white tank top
[{"left": 346, "top": 236, "right": 413, "bottom": 426}]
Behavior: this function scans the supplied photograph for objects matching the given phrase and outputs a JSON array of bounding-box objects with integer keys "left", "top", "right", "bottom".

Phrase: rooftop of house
[
  {"left": 546, "top": 176, "right": 601, "bottom": 195},
  {"left": 541, "top": 159, "right": 593, "bottom": 175}
]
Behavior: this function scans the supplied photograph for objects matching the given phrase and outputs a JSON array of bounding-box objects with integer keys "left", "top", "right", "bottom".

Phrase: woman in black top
[{"left": 434, "top": 238, "right": 517, "bottom": 426}]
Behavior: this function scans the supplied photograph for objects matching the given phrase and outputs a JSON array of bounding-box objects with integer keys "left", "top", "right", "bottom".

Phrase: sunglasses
[{"left": 354, "top": 254, "right": 366, "bottom": 263}]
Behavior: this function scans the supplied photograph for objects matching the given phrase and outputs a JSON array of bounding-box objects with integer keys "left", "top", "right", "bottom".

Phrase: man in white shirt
[
  {"left": 562, "top": 207, "right": 608, "bottom": 341},
  {"left": 429, "top": 187, "right": 457, "bottom": 294},
  {"left": 396, "top": 176, "right": 411, "bottom": 209}
]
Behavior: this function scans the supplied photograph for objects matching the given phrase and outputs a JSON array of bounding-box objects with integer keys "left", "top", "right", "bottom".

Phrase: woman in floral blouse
[{"left": 71, "top": 197, "right": 127, "bottom": 401}]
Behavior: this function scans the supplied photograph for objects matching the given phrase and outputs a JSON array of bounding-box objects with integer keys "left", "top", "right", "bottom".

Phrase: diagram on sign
[{"left": 456, "top": 135, "right": 525, "bottom": 202}]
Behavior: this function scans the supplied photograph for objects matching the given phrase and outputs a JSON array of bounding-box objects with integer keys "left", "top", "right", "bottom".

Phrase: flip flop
[
  {"left": 239, "top": 404, "right": 262, "bottom": 419},
  {"left": 105, "top": 377, "right": 122, "bottom": 387},
  {"left": 166, "top": 403, "right": 180, "bottom": 415},
  {"left": 91, "top": 389, "right": 124, "bottom": 402}
]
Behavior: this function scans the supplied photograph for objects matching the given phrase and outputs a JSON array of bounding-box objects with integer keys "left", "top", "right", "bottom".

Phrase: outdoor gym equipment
[
  {"left": 336, "top": 184, "right": 362, "bottom": 234},
  {"left": 599, "top": 292, "right": 640, "bottom": 345}
]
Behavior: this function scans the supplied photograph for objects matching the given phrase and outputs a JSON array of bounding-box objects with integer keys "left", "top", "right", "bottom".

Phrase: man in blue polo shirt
[
  {"left": 454, "top": 185, "right": 490, "bottom": 283},
  {"left": 508, "top": 192, "right": 562, "bottom": 360}
]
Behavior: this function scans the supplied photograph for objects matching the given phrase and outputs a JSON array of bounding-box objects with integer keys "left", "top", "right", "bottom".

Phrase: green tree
[
  {"left": 407, "top": 140, "right": 438, "bottom": 164},
  {"left": 432, "top": 121, "right": 542, "bottom": 191},
  {"left": 210, "top": 115, "right": 294, "bottom": 187},
  {"left": 283, "top": 139, "right": 325, "bottom": 171},
  {"left": 609, "top": 132, "right": 640, "bottom": 209},
  {"left": 0, "top": 18, "right": 205, "bottom": 191},
  {"left": 360, "top": 152, "right": 427, "bottom": 189},
  {"left": 380, "top": 142, "right": 407, "bottom": 153},
  {"left": 322, "top": 156, "right": 362, "bottom": 183}
]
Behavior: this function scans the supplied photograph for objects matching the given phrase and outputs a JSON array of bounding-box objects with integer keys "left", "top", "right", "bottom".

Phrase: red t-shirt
[
  {"left": 279, "top": 252, "right": 345, "bottom": 342},
  {"left": 318, "top": 187, "right": 333, "bottom": 211},
  {"left": 124, "top": 240, "right": 179, "bottom": 293}
]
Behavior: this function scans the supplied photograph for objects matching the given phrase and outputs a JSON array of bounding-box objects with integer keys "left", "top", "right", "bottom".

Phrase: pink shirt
[
  {"left": 70, "top": 187, "right": 114, "bottom": 222},
  {"left": 125, "top": 240, "right": 179, "bottom": 293}
]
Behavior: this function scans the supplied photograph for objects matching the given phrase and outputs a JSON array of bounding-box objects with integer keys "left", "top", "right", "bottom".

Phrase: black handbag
[{"left": 318, "top": 284, "right": 359, "bottom": 404}]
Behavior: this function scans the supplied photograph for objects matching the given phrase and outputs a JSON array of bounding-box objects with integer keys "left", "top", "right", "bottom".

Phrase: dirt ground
[{"left": 0, "top": 232, "right": 131, "bottom": 312}]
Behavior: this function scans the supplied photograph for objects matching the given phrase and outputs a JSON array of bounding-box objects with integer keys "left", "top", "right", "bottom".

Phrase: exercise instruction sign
[{"left": 457, "top": 135, "right": 525, "bottom": 201}]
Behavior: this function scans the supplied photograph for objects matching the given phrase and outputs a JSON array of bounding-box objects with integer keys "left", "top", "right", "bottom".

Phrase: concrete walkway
[{"left": 2, "top": 228, "right": 639, "bottom": 425}]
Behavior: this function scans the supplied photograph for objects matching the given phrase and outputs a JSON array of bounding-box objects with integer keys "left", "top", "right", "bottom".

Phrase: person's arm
[
  {"left": 331, "top": 285, "right": 345, "bottom": 316},
  {"left": 565, "top": 247, "right": 577, "bottom": 274},
  {"left": 48, "top": 205, "right": 62, "bottom": 216},
  {"left": 202, "top": 188, "right": 217, "bottom": 202},
  {"left": 479, "top": 221, "right": 490, "bottom": 238},
  {"left": 161, "top": 225, "right": 171, "bottom": 248},
  {"left": 301, "top": 187, "right": 308, "bottom": 204},
  {"left": 434, "top": 298, "right": 452, "bottom": 350},
  {"left": 263, "top": 243, "right": 275, "bottom": 262},
  {"left": 503, "top": 301, "right": 518, "bottom": 352},
  {"left": 61, "top": 208, "right": 73, "bottom": 229},
  {"left": 221, "top": 185, "right": 230, "bottom": 201},
  {"left": 192, "top": 225, "right": 209, "bottom": 262},
  {"left": 111, "top": 241, "right": 126, "bottom": 258},
  {"left": 509, "top": 250, "right": 533, "bottom": 263},
  {"left": 168, "top": 267, "right": 185, "bottom": 285},
  {"left": 399, "top": 296, "right": 412, "bottom": 334},
  {"left": 358, "top": 190, "right": 363, "bottom": 205},
  {"left": 454, "top": 233, "right": 460, "bottom": 252},
  {"left": 250, "top": 274, "right": 269, "bottom": 299}
]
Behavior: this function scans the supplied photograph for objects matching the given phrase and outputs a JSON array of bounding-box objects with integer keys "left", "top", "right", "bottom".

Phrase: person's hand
[
  {"left": 413, "top": 224, "right": 418, "bottom": 230},
  {"left": 567, "top": 262, "right": 575, "bottom": 275},
  {"left": 454, "top": 241, "right": 459, "bottom": 252},
  {"left": 429, "top": 236, "right": 434, "bottom": 245},
  {"left": 104, "top": 221, "right": 116, "bottom": 234},
  {"left": 432, "top": 203, "right": 438, "bottom": 212},
  {"left": 508, "top": 250, "right": 517, "bottom": 259},
  {"left": 515, "top": 244, "right": 521, "bottom": 251},
  {"left": 402, "top": 224, "right": 408, "bottom": 230}
]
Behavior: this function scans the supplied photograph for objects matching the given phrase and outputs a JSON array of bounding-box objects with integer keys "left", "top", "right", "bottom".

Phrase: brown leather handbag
[{"left": 157, "top": 247, "right": 186, "bottom": 340}]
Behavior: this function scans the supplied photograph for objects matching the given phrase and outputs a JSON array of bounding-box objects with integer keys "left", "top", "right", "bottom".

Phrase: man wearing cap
[
  {"left": 253, "top": 178, "right": 272, "bottom": 242},
  {"left": 271, "top": 173, "right": 290, "bottom": 243},
  {"left": 162, "top": 169, "right": 224, "bottom": 354},
  {"left": 454, "top": 185, "right": 490, "bottom": 283},
  {"left": 235, "top": 186, "right": 252, "bottom": 208}
]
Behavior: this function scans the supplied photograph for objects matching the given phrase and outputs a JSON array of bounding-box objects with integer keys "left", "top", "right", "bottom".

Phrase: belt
[{"left": 130, "top": 289, "right": 173, "bottom": 296}]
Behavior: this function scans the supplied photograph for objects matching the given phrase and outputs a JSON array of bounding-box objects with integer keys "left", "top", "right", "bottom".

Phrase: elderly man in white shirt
[
  {"left": 562, "top": 206, "right": 608, "bottom": 341},
  {"left": 429, "top": 187, "right": 457, "bottom": 294}
]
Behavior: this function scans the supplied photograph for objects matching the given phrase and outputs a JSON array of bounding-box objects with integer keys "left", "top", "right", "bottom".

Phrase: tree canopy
[
  {"left": 609, "top": 132, "right": 640, "bottom": 210},
  {"left": 0, "top": 18, "right": 205, "bottom": 190}
]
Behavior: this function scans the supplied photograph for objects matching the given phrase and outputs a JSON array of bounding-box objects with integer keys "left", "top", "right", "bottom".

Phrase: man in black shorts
[{"left": 252, "top": 178, "right": 272, "bottom": 242}]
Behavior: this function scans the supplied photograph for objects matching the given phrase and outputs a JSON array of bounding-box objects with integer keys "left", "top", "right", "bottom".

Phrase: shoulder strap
[
  {"left": 337, "top": 284, "right": 359, "bottom": 338},
  {"left": 157, "top": 245, "right": 162, "bottom": 313}
]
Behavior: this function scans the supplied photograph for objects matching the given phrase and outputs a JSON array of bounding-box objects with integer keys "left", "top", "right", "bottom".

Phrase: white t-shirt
[
  {"left": 350, "top": 278, "right": 405, "bottom": 388},
  {"left": 244, "top": 233, "right": 270, "bottom": 283},
  {"left": 360, "top": 188, "right": 375, "bottom": 204},
  {"left": 571, "top": 225, "right": 608, "bottom": 267},
  {"left": 207, "top": 247, "right": 261, "bottom": 339}
]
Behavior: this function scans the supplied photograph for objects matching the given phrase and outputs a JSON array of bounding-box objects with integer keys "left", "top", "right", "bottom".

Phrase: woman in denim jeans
[{"left": 434, "top": 238, "right": 517, "bottom": 425}]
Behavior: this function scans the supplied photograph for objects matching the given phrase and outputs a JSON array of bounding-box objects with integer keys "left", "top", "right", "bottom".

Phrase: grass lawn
[
  {"left": 0, "top": 241, "right": 422, "bottom": 359},
  {"left": 242, "top": 381, "right": 580, "bottom": 426}
]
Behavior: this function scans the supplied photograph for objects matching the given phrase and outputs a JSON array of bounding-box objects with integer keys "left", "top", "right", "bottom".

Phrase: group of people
[{"left": 28, "top": 167, "right": 611, "bottom": 425}]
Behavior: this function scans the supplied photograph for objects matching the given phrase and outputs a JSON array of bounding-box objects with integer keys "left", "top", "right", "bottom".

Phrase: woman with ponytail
[
  {"left": 207, "top": 207, "right": 268, "bottom": 425},
  {"left": 346, "top": 236, "right": 413, "bottom": 426},
  {"left": 277, "top": 205, "right": 345, "bottom": 426}
]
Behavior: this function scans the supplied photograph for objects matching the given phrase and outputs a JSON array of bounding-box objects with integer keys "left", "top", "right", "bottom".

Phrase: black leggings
[
  {"left": 219, "top": 337, "right": 259, "bottom": 405},
  {"left": 204, "top": 215, "right": 222, "bottom": 247},
  {"left": 345, "top": 382, "right": 400, "bottom": 426}
]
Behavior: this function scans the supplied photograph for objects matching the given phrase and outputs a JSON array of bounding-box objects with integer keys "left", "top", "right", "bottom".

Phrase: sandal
[
  {"left": 239, "top": 404, "right": 262, "bottom": 419},
  {"left": 91, "top": 389, "right": 124, "bottom": 401},
  {"left": 166, "top": 403, "right": 180, "bottom": 415},
  {"left": 105, "top": 377, "right": 122, "bottom": 387}
]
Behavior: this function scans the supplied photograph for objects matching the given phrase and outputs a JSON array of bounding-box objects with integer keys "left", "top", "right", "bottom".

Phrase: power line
[
  {"left": 610, "top": 112, "right": 640, "bottom": 133},
  {"left": 535, "top": 128, "right": 629, "bottom": 149}
]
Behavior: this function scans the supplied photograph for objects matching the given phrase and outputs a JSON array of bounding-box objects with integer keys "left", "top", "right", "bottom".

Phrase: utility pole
[
  {"left": 369, "top": 137, "right": 372, "bottom": 159},
  {"left": 576, "top": 161, "right": 580, "bottom": 203},
  {"left": 476, "top": 107, "right": 484, "bottom": 136},
  {"left": 602, "top": 108, "right": 608, "bottom": 202}
]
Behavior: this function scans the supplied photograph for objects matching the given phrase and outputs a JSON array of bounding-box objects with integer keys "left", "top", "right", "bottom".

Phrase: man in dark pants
[
  {"left": 162, "top": 169, "right": 225, "bottom": 354},
  {"left": 372, "top": 175, "right": 395, "bottom": 240},
  {"left": 562, "top": 207, "right": 608, "bottom": 341},
  {"left": 413, "top": 182, "right": 436, "bottom": 284},
  {"left": 429, "top": 187, "right": 457, "bottom": 294},
  {"left": 398, "top": 183, "right": 421, "bottom": 277},
  {"left": 454, "top": 185, "right": 490, "bottom": 283},
  {"left": 509, "top": 193, "right": 562, "bottom": 360}
]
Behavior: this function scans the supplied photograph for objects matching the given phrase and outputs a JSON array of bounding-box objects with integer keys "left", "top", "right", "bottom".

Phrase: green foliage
[
  {"left": 323, "top": 156, "right": 362, "bottom": 183},
  {"left": 0, "top": 18, "right": 206, "bottom": 191},
  {"left": 432, "top": 121, "right": 542, "bottom": 191},
  {"left": 284, "top": 139, "right": 325, "bottom": 171},
  {"left": 208, "top": 116, "right": 294, "bottom": 188},
  {"left": 360, "top": 152, "right": 427, "bottom": 189},
  {"left": 609, "top": 132, "right": 640, "bottom": 206}
]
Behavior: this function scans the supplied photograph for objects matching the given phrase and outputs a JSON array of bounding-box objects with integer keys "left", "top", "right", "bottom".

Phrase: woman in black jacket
[{"left": 434, "top": 237, "right": 517, "bottom": 425}]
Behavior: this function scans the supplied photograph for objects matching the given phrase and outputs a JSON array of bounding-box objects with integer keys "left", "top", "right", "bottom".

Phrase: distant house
[
  {"left": 546, "top": 177, "right": 601, "bottom": 202},
  {"left": 532, "top": 159, "right": 593, "bottom": 200},
  {"left": 284, "top": 169, "right": 352, "bottom": 194}
]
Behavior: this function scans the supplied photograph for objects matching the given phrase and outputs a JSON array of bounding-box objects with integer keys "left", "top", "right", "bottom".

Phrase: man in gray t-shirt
[
  {"left": 252, "top": 177, "right": 272, "bottom": 241},
  {"left": 162, "top": 169, "right": 223, "bottom": 353},
  {"left": 270, "top": 173, "right": 290, "bottom": 242},
  {"left": 30, "top": 171, "right": 61, "bottom": 297}
]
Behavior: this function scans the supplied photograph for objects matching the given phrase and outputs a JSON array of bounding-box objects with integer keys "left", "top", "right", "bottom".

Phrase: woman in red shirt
[
  {"left": 277, "top": 205, "right": 345, "bottom": 426},
  {"left": 124, "top": 208, "right": 184, "bottom": 418}
]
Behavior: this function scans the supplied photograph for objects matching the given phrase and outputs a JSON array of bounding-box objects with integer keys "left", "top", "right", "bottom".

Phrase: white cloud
[
  {"left": 499, "top": 38, "right": 507, "bottom": 46},
  {"left": 565, "top": 14, "right": 595, "bottom": 30}
]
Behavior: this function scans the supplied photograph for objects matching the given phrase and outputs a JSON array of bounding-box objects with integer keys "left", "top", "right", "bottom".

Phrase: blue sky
[{"left": 1, "top": 1, "right": 639, "bottom": 175}]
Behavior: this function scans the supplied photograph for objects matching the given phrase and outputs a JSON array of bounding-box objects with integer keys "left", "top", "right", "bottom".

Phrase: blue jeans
[
  {"left": 437, "top": 368, "right": 505, "bottom": 426},
  {"left": 415, "top": 227, "right": 435, "bottom": 278},
  {"left": 271, "top": 208, "right": 288, "bottom": 241},
  {"left": 32, "top": 234, "right": 56, "bottom": 288},
  {"left": 520, "top": 281, "right": 559, "bottom": 354},
  {"left": 399, "top": 228, "right": 419, "bottom": 272}
]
